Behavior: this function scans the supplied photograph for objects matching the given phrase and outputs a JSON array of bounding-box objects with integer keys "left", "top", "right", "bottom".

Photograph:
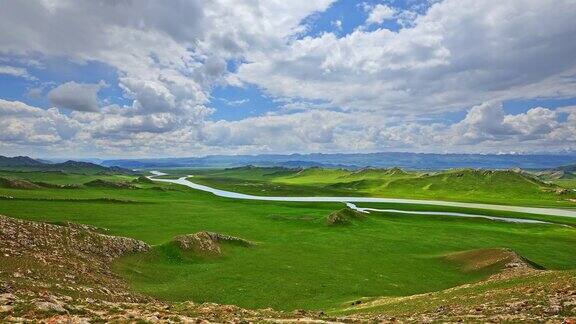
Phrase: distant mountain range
[
  {"left": 556, "top": 164, "right": 576, "bottom": 172},
  {"left": 0, "top": 156, "right": 135, "bottom": 174},
  {"left": 3, "top": 153, "right": 574, "bottom": 171},
  {"left": 99, "top": 152, "right": 576, "bottom": 170}
]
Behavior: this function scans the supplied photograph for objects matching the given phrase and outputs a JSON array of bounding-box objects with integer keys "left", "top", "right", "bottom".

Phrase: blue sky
[{"left": 0, "top": 0, "right": 575, "bottom": 158}]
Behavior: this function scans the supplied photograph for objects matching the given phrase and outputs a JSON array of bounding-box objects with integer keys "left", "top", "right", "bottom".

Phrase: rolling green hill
[
  {"left": 190, "top": 167, "right": 575, "bottom": 206},
  {"left": 377, "top": 169, "right": 554, "bottom": 201}
]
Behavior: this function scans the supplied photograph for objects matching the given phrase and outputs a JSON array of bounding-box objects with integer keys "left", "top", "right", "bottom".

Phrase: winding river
[{"left": 148, "top": 171, "right": 576, "bottom": 225}]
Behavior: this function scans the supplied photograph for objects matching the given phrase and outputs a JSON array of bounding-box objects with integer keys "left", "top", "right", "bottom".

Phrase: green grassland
[
  {"left": 0, "top": 168, "right": 575, "bottom": 311},
  {"left": 553, "top": 179, "right": 576, "bottom": 189},
  {"left": 187, "top": 167, "right": 576, "bottom": 207}
]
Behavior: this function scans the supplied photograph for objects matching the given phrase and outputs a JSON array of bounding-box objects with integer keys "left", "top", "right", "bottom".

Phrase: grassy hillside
[
  {"left": 338, "top": 267, "right": 576, "bottom": 321},
  {"left": 189, "top": 167, "right": 576, "bottom": 207},
  {"left": 372, "top": 169, "right": 557, "bottom": 203},
  {"left": 0, "top": 170, "right": 575, "bottom": 311}
]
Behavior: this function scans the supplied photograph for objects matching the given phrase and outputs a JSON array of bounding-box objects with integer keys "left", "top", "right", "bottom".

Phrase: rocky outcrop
[{"left": 0, "top": 215, "right": 149, "bottom": 304}]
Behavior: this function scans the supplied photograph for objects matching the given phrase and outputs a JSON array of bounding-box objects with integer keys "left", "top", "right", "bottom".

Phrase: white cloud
[
  {"left": 25, "top": 87, "right": 43, "bottom": 99},
  {"left": 0, "top": 99, "right": 44, "bottom": 117},
  {"left": 0, "top": 0, "right": 575, "bottom": 156},
  {"left": 504, "top": 107, "right": 558, "bottom": 138},
  {"left": 444, "top": 103, "right": 574, "bottom": 151},
  {"left": 220, "top": 98, "right": 250, "bottom": 106},
  {"left": 366, "top": 4, "right": 396, "bottom": 25},
  {"left": 0, "top": 65, "right": 35, "bottom": 80},
  {"left": 449, "top": 102, "right": 518, "bottom": 144},
  {"left": 331, "top": 19, "right": 342, "bottom": 31},
  {"left": 48, "top": 81, "right": 105, "bottom": 112},
  {"left": 0, "top": 99, "right": 79, "bottom": 145},
  {"left": 199, "top": 101, "right": 576, "bottom": 154},
  {"left": 0, "top": 0, "right": 335, "bottom": 125},
  {"left": 237, "top": 0, "right": 576, "bottom": 115},
  {"left": 0, "top": 97, "right": 575, "bottom": 157}
]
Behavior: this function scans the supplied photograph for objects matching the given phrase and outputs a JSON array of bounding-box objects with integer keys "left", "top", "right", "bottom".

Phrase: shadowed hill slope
[
  {"left": 0, "top": 156, "right": 136, "bottom": 175},
  {"left": 0, "top": 156, "right": 43, "bottom": 167}
]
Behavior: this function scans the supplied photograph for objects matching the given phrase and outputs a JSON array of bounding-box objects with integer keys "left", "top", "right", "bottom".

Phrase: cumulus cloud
[
  {"left": 238, "top": 0, "right": 576, "bottom": 114},
  {"left": 450, "top": 102, "right": 518, "bottom": 144},
  {"left": 197, "top": 101, "right": 576, "bottom": 155},
  {"left": 1, "top": 96, "right": 574, "bottom": 157},
  {"left": 48, "top": 81, "right": 105, "bottom": 112},
  {"left": 448, "top": 103, "right": 567, "bottom": 146},
  {"left": 331, "top": 19, "right": 343, "bottom": 31},
  {"left": 0, "top": 99, "right": 79, "bottom": 145},
  {"left": 0, "top": 0, "right": 335, "bottom": 125},
  {"left": 365, "top": 4, "right": 396, "bottom": 25}
]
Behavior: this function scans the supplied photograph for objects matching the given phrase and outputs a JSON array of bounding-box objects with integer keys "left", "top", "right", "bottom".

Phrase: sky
[{"left": 0, "top": 0, "right": 575, "bottom": 158}]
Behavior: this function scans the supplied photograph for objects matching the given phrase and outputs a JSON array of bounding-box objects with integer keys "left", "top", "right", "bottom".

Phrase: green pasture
[{"left": 0, "top": 169, "right": 574, "bottom": 311}]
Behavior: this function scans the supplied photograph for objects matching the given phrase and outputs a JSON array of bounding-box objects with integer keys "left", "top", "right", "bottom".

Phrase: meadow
[{"left": 0, "top": 168, "right": 575, "bottom": 311}]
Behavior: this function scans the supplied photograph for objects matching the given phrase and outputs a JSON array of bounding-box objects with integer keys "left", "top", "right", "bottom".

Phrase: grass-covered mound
[
  {"left": 326, "top": 207, "right": 366, "bottom": 225},
  {"left": 443, "top": 248, "right": 543, "bottom": 274},
  {"left": 0, "top": 170, "right": 137, "bottom": 186},
  {"left": 29, "top": 181, "right": 81, "bottom": 189},
  {"left": 345, "top": 167, "right": 408, "bottom": 179},
  {"left": 132, "top": 175, "right": 155, "bottom": 184},
  {"left": 173, "top": 231, "right": 254, "bottom": 257}
]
